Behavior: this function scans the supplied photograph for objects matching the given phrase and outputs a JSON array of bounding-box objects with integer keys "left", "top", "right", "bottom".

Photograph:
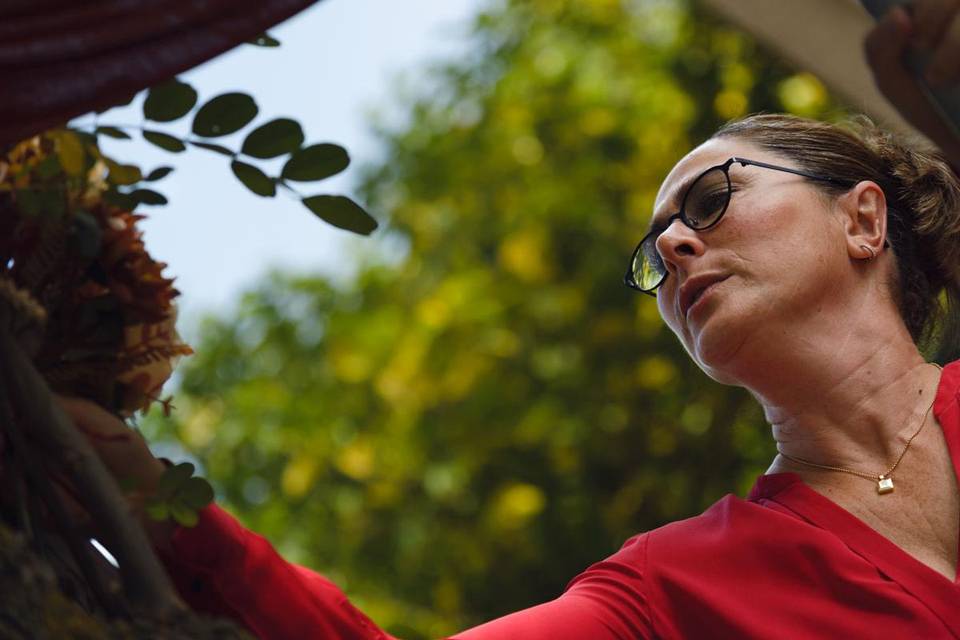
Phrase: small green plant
[{"left": 145, "top": 462, "right": 216, "bottom": 528}]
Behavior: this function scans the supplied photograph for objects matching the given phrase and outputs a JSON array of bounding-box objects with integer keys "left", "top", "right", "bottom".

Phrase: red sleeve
[
  {"left": 158, "top": 504, "right": 394, "bottom": 640},
  {"left": 160, "top": 505, "right": 653, "bottom": 640},
  {"left": 453, "top": 534, "right": 653, "bottom": 640}
]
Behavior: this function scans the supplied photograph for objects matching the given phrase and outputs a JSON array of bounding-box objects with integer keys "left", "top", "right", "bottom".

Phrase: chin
[{"left": 684, "top": 310, "right": 750, "bottom": 387}]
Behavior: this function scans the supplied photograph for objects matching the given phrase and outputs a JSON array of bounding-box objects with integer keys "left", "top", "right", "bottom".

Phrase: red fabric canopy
[{"left": 0, "top": 0, "right": 319, "bottom": 147}]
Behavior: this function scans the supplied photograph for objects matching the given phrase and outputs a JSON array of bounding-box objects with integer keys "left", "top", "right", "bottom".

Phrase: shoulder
[
  {"left": 933, "top": 360, "right": 960, "bottom": 448},
  {"left": 568, "top": 493, "right": 784, "bottom": 579},
  {"left": 935, "top": 360, "right": 960, "bottom": 418},
  {"left": 600, "top": 494, "right": 791, "bottom": 575},
  {"left": 562, "top": 495, "right": 786, "bottom": 634}
]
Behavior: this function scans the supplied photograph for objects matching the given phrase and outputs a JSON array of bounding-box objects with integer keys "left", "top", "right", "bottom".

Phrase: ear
[{"left": 836, "top": 180, "right": 887, "bottom": 260}]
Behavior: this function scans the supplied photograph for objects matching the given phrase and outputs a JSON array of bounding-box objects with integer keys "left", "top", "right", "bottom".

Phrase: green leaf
[
  {"left": 55, "top": 131, "right": 87, "bottom": 176},
  {"left": 15, "top": 189, "right": 66, "bottom": 217},
  {"left": 169, "top": 502, "right": 200, "bottom": 527},
  {"left": 155, "top": 462, "right": 195, "bottom": 497},
  {"left": 241, "top": 118, "right": 304, "bottom": 159},
  {"left": 72, "top": 130, "right": 98, "bottom": 147},
  {"left": 302, "top": 195, "right": 378, "bottom": 235},
  {"left": 95, "top": 126, "right": 130, "bottom": 140},
  {"left": 103, "top": 189, "right": 138, "bottom": 210},
  {"left": 190, "top": 141, "right": 235, "bottom": 157},
  {"left": 231, "top": 161, "right": 276, "bottom": 197},
  {"left": 145, "top": 166, "right": 174, "bottom": 181},
  {"left": 143, "top": 130, "right": 186, "bottom": 153},
  {"left": 248, "top": 32, "right": 281, "bottom": 47},
  {"left": 70, "top": 211, "right": 103, "bottom": 259},
  {"left": 35, "top": 155, "right": 62, "bottom": 180},
  {"left": 143, "top": 79, "right": 198, "bottom": 122},
  {"left": 281, "top": 144, "right": 350, "bottom": 182},
  {"left": 192, "top": 93, "right": 258, "bottom": 137},
  {"left": 180, "top": 477, "right": 215, "bottom": 509},
  {"left": 129, "top": 188, "right": 168, "bottom": 206},
  {"left": 106, "top": 162, "right": 142, "bottom": 186},
  {"left": 145, "top": 501, "right": 169, "bottom": 522}
]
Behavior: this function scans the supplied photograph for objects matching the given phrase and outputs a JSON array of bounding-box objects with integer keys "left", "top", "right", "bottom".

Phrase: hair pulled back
[{"left": 714, "top": 113, "right": 960, "bottom": 363}]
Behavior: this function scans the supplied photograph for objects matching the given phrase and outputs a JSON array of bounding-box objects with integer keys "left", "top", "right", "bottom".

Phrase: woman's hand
[
  {"left": 864, "top": 1, "right": 960, "bottom": 168},
  {"left": 56, "top": 395, "right": 177, "bottom": 550}
]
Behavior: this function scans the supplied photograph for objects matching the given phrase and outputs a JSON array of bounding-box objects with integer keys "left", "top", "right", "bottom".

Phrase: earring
[{"left": 860, "top": 244, "right": 876, "bottom": 260}]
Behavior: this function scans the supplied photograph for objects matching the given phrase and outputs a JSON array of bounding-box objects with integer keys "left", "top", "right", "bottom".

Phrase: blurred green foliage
[{"left": 143, "top": 0, "right": 839, "bottom": 637}]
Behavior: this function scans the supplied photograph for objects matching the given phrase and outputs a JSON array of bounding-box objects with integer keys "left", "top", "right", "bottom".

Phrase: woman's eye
[{"left": 688, "top": 191, "right": 728, "bottom": 224}]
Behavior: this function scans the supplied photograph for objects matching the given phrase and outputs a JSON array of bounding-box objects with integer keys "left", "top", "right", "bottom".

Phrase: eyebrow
[{"left": 647, "top": 172, "right": 700, "bottom": 234}]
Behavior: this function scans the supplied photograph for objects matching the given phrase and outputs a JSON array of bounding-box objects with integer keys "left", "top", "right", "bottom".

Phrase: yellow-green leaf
[
  {"left": 106, "top": 161, "right": 142, "bottom": 186},
  {"left": 56, "top": 131, "right": 86, "bottom": 176}
]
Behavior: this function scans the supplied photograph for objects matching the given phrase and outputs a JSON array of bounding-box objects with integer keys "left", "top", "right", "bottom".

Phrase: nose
[{"left": 654, "top": 219, "right": 707, "bottom": 280}]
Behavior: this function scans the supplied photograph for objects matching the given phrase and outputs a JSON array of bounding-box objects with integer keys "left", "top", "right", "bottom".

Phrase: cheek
[
  {"left": 720, "top": 197, "right": 821, "bottom": 281},
  {"left": 656, "top": 284, "right": 684, "bottom": 335}
]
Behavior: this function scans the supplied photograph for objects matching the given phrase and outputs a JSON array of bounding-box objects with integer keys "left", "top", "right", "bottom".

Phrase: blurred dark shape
[{"left": 0, "top": 0, "right": 318, "bottom": 147}]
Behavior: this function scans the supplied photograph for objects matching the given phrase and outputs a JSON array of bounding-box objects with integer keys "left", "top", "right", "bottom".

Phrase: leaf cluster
[
  {"left": 144, "top": 462, "right": 215, "bottom": 528},
  {"left": 86, "top": 76, "right": 376, "bottom": 234}
]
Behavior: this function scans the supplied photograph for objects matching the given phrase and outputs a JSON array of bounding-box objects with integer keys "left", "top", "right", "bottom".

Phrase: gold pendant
[{"left": 877, "top": 476, "right": 894, "bottom": 495}]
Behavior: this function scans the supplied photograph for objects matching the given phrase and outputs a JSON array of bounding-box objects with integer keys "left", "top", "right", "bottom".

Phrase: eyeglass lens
[{"left": 630, "top": 166, "right": 731, "bottom": 292}]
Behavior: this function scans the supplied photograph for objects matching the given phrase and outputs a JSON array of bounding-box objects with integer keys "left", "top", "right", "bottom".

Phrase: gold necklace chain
[{"left": 776, "top": 363, "right": 942, "bottom": 495}]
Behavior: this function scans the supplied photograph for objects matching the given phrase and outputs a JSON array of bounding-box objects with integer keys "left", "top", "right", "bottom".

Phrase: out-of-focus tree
[{"left": 144, "top": 0, "right": 840, "bottom": 637}]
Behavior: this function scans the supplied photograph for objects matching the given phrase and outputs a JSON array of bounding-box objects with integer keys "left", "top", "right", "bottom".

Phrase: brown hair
[{"left": 714, "top": 113, "right": 960, "bottom": 362}]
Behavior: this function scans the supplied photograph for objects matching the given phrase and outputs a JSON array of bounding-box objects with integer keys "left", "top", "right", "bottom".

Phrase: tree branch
[{"left": 0, "top": 326, "right": 183, "bottom": 616}]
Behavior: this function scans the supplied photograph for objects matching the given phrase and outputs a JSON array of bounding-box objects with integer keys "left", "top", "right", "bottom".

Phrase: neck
[
  {"left": 709, "top": 299, "right": 937, "bottom": 473},
  {"left": 765, "top": 354, "right": 936, "bottom": 472}
]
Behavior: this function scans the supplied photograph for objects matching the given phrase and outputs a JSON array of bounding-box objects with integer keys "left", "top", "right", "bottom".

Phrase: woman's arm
[
  {"left": 165, "top": 502, "right": 651, "bottom": 640},
  {"left": 59, "top": 397, "right": 653, "bottom": 639}
]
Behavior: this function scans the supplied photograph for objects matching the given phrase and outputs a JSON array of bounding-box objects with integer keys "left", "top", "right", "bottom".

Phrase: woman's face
[{"left": 651, "top": 137, "right": 850, "bottom": 383}]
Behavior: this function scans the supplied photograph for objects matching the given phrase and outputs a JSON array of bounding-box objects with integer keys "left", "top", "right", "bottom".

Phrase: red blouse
[{"left": 161, "top": 361, "right": 960, "bottom": 639}]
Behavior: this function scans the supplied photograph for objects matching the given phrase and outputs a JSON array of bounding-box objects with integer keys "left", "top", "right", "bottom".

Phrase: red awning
[{"left": 0, "top": 0, "right": 319, "bottom": 147}]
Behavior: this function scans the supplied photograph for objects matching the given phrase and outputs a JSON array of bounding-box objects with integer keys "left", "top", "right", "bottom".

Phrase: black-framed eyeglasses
[{"left": 624, "top": 157, "right": 856, "bottom": 296}]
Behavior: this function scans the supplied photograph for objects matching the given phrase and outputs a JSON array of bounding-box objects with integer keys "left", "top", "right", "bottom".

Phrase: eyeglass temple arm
[
  {"left": 732, "top": 157, "right": 855, "bottom": 188},
  {"left": 732, "top": 157, "right": 890, "bottom": 247}
]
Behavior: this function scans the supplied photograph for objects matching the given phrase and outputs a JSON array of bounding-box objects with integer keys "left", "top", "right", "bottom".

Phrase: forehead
[{"left": 653, "top": 137, "right": 770, "bottom": 217}]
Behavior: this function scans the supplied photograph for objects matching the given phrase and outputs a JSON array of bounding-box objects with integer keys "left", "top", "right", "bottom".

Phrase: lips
[{"left": 679, "top": 274, "right": 729, "bottom": 319}]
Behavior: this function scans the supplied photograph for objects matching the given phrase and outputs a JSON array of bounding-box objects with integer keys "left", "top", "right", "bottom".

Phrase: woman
[{"left": 60, "top": 4, "right": 960, "bottom": 639}]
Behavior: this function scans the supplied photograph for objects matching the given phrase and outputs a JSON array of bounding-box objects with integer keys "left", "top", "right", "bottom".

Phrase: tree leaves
[
  {"left": 302, "top": 195, "right": 377, "bottom": 234},
  {"left": 143, "top": 80, "right": 198, "bottom": 122},
  {"left": 53, "top": 131, "right": 86, "bottom": 176},
  {"left": 106, "top": 162, "right": 142, "bottom": 186},
  {"left": 248, "top": 32, "right": 281, "bottom": 47},
  {"left": 68, "top": 78, "right": 372, "bottom": 231},
  {"left": 282, "top": 144, "right": 350, "bottom": 181},
  {"left": 104, "top": 188, "right": 166, "bottom": 209},
  {"left": 102, "top": 190, "right": 138, "bottom": 210},
  {"left": 95, "top": 126, "right": 130, "bottom": 140},
  {"left": 192, "top": 93, "right": 258, "bottom": 137},
  {"left": 241, "top": 118, "right": 304, "bottom": 159},
  {"left": 128, "top": 188, "right": 168, "bottom": 206},
  {"left": 189, "top": 141, "right": 235, "bottom": 157},
  {"left": 143, "top": 130, "right": 186, "bottom": 153},
  {"left": 231, "top": 161, "right": 275, "bottom": 197},
  {"left": 145, "top": 166, "right": 174, "bottom": 182}
]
